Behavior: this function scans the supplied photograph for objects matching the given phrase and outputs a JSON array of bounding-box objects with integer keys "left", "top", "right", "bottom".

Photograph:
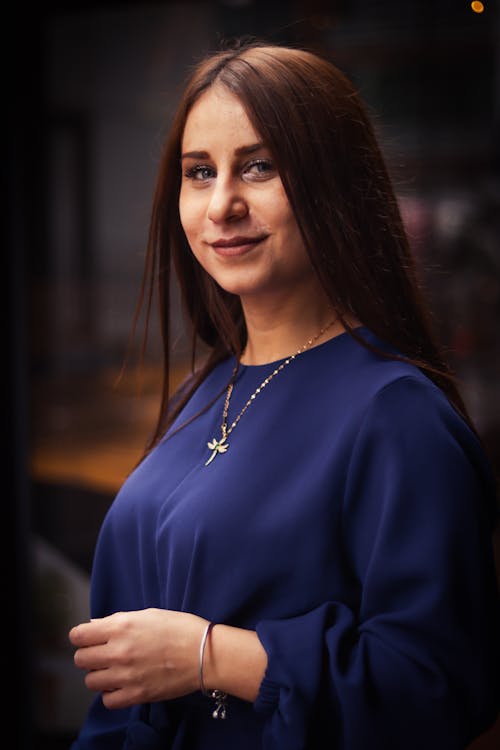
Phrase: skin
[
  {"left": 69, "top": 610, "right": 266, "bottom": 708},
  {"left": 179, "top": 84, "right": 344, "bottom": 364},
  {"left": 69, "top": 84, "right": 348, "bottom": 710}
]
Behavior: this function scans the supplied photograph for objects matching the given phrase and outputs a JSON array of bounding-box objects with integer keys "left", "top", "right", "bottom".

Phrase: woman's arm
[
  {"left": 69, "top": 609, "right": 267, "bottom": 710},
  {"left": 253, "top": 377, "right": 500, "bottom": 749},
  {"left": 202, "top": 622, "right": 267, "bottom": 701}
]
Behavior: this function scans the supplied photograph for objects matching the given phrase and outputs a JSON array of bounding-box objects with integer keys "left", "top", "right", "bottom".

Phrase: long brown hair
[{"left": 137, "top": 39, "right": 472, "bottom": 455}]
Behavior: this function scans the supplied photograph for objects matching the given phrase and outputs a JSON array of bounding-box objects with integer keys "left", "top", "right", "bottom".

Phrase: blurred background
[{"left": 8, "top": 1, "right": 499, "bottom": 748}]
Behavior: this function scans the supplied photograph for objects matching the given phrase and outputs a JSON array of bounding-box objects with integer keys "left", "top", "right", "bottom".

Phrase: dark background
[{"left": 8, "top": 1, "right": 500, "bottom": 748}]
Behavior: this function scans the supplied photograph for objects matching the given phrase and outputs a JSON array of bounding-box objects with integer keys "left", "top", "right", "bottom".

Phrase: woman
[{"left": 69, "top": 41, "right": 500, "bottom": 749}]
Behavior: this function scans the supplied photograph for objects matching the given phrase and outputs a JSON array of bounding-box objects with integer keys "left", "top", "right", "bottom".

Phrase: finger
[
  {"left": 74, "top": 644, "right": 111, "bottom": 671},
  {"left": 84, "top": 668, "right": 121, "bottom": 694},
  {"left": 85, "top": 669, "right": 140, "bottom": 708},
  {"left": 101, "top": 687, "right": 137, "bottom": 710},
  {"left": 69, "top": 621, "right": 109, "bottom": 647}
]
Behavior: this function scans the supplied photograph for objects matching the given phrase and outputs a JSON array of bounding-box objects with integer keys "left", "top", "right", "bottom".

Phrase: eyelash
[
  {"left": 246, "top": 158, "right": 274, "bottom": 175},
  {"left": 183, "top": 158, "right": 274, "bottom": 182}
]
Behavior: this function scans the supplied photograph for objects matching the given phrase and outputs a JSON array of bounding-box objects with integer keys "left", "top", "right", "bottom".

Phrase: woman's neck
[{"left": 239, "top": 292, "right": 345, "bottom": 366}]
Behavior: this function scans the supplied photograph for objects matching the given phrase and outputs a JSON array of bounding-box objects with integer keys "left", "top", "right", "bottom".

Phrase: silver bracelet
[{"left": 199, "top": 621, "right": 228, "bottom": 719}]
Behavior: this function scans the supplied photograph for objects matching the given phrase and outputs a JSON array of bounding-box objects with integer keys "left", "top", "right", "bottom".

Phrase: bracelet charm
[
  {"left": 199, "top": 621, "right": 228, "bottom": 719},
  {"left": 208, "top": 688, "right": 228, "bottom": 719}
]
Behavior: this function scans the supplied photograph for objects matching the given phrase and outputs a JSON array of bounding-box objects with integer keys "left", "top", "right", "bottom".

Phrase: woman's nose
[{"left": 207, "top": 178, "right": 248, "bottom": 224}]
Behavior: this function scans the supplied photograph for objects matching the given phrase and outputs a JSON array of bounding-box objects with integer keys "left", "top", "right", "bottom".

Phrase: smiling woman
[
  {"left": 68, "top": 40, "right": 500, "bottom": 750},
  {"left": 179, "top": 85, "right": 333, "bottom": 346}
]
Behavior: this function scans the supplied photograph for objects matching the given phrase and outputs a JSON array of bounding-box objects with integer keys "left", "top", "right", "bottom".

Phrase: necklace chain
[{"left": 205, "top": 319, "right": 337, "bottom": 465}]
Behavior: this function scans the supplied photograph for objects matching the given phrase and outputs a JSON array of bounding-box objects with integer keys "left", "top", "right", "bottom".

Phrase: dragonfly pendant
[{"left": 205, "top": 435, "right": 229, "bottom": 465}]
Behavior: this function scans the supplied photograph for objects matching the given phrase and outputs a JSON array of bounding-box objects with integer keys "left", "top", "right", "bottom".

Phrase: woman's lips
[{"left": 209, "top": 235, "right": 268, "bottom": 257}]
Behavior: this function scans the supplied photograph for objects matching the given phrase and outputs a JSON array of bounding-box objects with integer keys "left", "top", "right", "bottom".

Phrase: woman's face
[{"left": 179, "top": 86, "right": 318, "bottom": 305}]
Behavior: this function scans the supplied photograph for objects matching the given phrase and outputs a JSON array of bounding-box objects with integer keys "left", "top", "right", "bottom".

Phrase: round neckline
[{"left": 237, "top": 326, "right": 367, "bottom": 371}]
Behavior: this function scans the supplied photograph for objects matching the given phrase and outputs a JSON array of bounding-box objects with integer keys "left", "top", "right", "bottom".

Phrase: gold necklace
[{"left": 205, "top": 319, "right": 337, "bottom": 466}]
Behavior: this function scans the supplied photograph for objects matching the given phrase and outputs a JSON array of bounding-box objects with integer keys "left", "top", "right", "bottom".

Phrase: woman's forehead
[{"left": 181, "top": 86, "right": 261, "bottom": 153}]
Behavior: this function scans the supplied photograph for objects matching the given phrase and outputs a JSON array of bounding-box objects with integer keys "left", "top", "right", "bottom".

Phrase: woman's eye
[
  {"left": 244, "top": 159, "right": 275, "bottom": 180},
  {"left": 184, "top": 165, "right": 215, "bottom": 181}
]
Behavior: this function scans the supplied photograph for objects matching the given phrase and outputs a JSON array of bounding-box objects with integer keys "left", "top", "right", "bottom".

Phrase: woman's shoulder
[
  {"left": 316, "top": 326, "right": 446, "bottom": 406},
  {"left": 344, "top": 340, "right": 497, "bottom": 510},
  {"left": 322, "top": 328, "right": 492, "bottom": 468},
  {"left": 337, "top": 330, "right": 470, "bottom": 438}
]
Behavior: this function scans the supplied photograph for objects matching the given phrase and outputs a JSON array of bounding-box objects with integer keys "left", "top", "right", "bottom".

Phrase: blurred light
[{"left": 471, "top": 1, "right": 485, "bottom": 13}]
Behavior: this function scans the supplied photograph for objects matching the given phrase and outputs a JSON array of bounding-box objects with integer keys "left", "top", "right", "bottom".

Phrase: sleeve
[
  {"left": 69, "top": 699, "right": 131, "bottom": 749},
  {"left": 70, "top": 700, "right": 173, "bottom": 750},
  {"left": 69, "top": 504, "right": 176, "bottom": 749},
  {"left": 254, "top": 376, "right": 500, "bottom": 750}
]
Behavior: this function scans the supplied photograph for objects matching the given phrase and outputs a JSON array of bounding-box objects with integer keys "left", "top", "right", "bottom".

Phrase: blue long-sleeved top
[{"left": 71, "top": 328, "right": 500, "bottom": 749}]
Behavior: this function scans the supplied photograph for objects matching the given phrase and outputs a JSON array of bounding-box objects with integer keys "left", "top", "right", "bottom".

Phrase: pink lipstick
[{"left": 210, "top": 235, "right": 268, "bottom": 257}]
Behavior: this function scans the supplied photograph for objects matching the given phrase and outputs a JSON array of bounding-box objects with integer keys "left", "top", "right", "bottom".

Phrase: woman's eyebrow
[
  {"left": 234, "top": 142, "right": 266, "bottom": 156},
  {"left": 181, "top": 142, "right": 266, "bottom": 160}
]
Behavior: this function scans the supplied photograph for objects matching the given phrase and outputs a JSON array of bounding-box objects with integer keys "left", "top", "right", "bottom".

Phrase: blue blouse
[{"left": 71, "top": 328, "right": 500, "bottom": 749}]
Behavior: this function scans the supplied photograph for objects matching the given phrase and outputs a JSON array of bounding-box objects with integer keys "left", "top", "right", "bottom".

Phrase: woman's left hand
[{"left": 69, "top": 608, "right": 208, "bottom": 709}]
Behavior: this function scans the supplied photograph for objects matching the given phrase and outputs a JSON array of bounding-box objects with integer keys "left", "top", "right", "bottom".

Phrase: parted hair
[{"left": 137, "top": 39, "right": 472, "bottom": 454}]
